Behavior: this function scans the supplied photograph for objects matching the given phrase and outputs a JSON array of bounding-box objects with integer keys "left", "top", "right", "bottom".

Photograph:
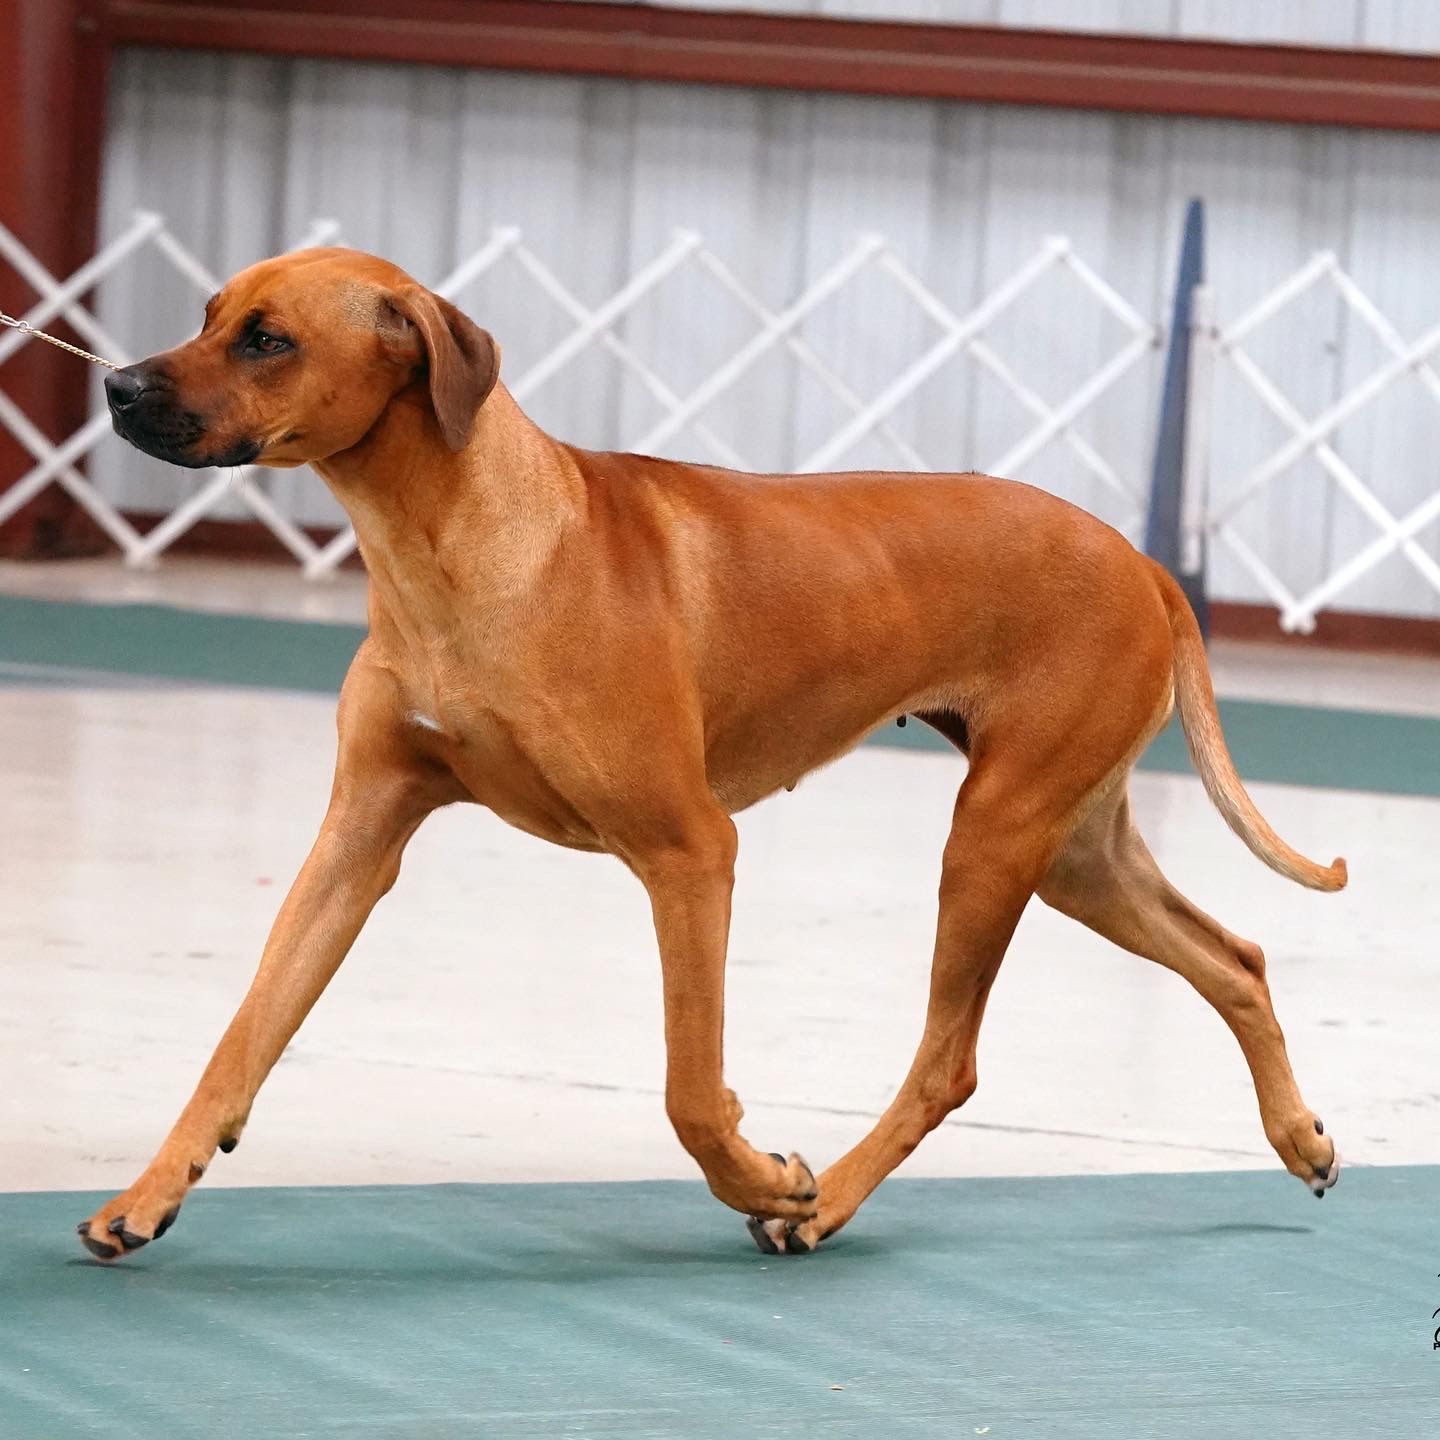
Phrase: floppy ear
[{"left": 382, "top": 287, "right": 499, "bottom": 451}]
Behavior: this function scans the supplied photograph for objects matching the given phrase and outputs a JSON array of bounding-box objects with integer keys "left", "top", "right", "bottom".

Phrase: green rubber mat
[
  {"left": 1, "top": 1168, "right": 1433, "bottom": 1438},
  {"left": 0, "top": 594, "right": 361, "bottom": 694},
  {"left": 876, "top": 691, "right": 1440, "bottom": 797},
  {"left": 2, "top": 592, "right": 1438, "bottom": 797}
]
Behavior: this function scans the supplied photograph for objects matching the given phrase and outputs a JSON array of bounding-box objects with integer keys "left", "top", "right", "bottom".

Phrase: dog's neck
[{"left": 314, "top": 383, "right": 583, "bottom": 646}]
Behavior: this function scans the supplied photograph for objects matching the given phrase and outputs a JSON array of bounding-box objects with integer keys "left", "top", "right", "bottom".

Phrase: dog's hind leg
[
  {"left": 1036, "top": 785, "right": 1338, "bottom": 1196},
  {"left": 753, "top": 740, "right": 1095, "bottom": 1255}
]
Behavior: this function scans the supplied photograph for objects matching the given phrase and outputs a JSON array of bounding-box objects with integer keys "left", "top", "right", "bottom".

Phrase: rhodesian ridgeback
[{"left": 80, "top": 247, "right": 1344, "bottom": 1262}]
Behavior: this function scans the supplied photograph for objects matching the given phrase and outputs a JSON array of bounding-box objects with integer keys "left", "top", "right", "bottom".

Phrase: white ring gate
[
  {"left": 1185, "top": 253, "right": 1440, "bottom": 633},
  {"left": 0, "top": 213, "right": 344, "bottom": 570},
  {"left": 6, "top": 215, "right": 1440, "bottom": 629},
  {"left": 0, "top": 213, "right": 1160, "bottom": 582}
]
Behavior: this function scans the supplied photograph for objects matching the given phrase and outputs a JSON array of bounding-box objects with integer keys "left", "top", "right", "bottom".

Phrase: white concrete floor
[{"left": 3, "top": 672, "right": 1437, "bottom": 1201}]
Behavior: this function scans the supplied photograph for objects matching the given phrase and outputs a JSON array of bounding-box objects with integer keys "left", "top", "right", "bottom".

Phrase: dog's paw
[
  {"left": 747, "top": 1215, "right": 820, "bottom": 1256},
  {"left": 76, "top": 1203, "right": 182, "bottom": 1262},
  {"left": 1276, "top": 1114, "right": 1339, "bottom": 1199},
  {"left": 744, "top": 1153, "right": 822, "bottom": 1254}
]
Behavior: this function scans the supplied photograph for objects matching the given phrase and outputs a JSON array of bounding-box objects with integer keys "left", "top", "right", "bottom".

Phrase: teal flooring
[
  {"left": 0, "top": 594, "right": 361, "bottom": 695},
  {"left": 2, "top": 592, "right": 1439, "bottom": 798},
  {"left": 1, "top": 1168, "right": 1433, "bottom": 1438}
]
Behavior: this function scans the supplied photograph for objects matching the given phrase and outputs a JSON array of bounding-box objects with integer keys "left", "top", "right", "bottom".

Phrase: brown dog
[{"left": 78, "top": 247, "right": 1344, "bottom": 1262}]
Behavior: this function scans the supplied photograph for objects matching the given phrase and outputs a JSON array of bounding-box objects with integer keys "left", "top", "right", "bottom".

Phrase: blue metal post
[{"left": 1145, "top": 198, "right": 1209, "bottom": 637}]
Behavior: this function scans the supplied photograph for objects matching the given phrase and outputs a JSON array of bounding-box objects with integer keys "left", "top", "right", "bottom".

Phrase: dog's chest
[{"left": 403, "top": 694, "right": 605, "bottom": 851}]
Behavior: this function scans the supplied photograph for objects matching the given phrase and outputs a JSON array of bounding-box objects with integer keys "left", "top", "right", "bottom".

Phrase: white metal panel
[
  {"left": 1174, "top": 0, "right": 1361, "bottom": 46},
  {"left": 91, "top": 48, "right": 1440, "bottom": 615},
  {"left": 1361, "top": 0, "right": 1440, "bottom": 51},
  {"left": 963, "top": 106, "right": 1150, "bottom": 518},
  {"left": 794, "top": 94, "right": 950, "bottom": 475},
  {"left": 1321, "top": 127, "right": 1440, "bottom": 615},
  {"left": 615, "top": 82, "right": 820, "bottom": 467},
  {"left": 612, "top": 0, "right": 1437, "bottom": 50},
  {"left": 995, "top": 0, "right": 1176, "bottom": 33},
  {"left": 819, "top": 0, "right": 1001, "bottom": 19}
]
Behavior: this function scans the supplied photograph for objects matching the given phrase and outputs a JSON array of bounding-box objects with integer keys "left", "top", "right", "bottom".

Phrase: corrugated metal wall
[
  {"left": 92, "top": 46, "right": 1440, "bottom": 618},
  {"left": 634, "top": 0, "right": 1440, "bottom": 51}
]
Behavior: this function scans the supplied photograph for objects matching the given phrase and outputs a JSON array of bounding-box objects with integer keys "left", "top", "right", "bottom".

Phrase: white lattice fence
[
  {"left": 0, "top": 213, "right": 1159, "bottom": 580},
  {"left": 1189, "top": 253, "right": 1440, "bottom": 632},
  {"left": 0, "top": 212, "right": 344, "bottom": 570}
]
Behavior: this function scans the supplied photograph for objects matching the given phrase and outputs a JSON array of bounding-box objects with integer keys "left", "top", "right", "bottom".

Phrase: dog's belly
[
  {"left": 703, "top": 689, "right": 944, "bottom": 815},
  {"left": 709, "top": 754, "right": 860, "bottom": 815}
]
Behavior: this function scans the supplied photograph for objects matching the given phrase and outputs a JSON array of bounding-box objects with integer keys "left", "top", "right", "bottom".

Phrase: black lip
[{"left": 110, "top": 413, "right": 261, "bottom": 470}]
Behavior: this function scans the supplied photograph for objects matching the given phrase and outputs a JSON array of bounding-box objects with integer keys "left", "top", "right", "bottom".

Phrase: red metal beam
[
  {"left": 1209, "top": 602, "right": 1440, "bottom": 657},
  {"left": 0, "top": 0, "right": 112, "bottom": 557},
  {"left": 99, "top": 0, "right": 1440, "bottom": 133}
]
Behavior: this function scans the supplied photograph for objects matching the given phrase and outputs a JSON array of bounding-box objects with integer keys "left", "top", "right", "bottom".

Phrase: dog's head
[{"left": 105, "top": 247, "right": 499, "bottom": 469}]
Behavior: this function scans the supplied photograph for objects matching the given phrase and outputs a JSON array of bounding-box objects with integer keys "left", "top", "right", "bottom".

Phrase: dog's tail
[{"left": 1155, "top": 564, "right": 1347, "bottom": 892}]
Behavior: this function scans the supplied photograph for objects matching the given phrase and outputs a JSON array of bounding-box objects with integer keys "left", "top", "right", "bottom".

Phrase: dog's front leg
[
  {"left": 76, "top": 689, "right": 438, "bottom": 1261},
  {"left": 631, "top": 817, "right": 818, "bottom": 1228}
]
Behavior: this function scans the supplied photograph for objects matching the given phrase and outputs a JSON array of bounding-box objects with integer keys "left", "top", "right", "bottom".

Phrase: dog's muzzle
[{"left": 105, "top": 363, "right": 258, "bottom": 469}]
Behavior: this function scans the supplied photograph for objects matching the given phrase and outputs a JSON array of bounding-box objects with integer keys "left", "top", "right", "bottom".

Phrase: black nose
[{"left": 105, "top": 368, "right": 147, "bottom": 412}]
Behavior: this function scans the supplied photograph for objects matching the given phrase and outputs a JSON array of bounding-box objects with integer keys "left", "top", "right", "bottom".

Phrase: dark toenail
[
  {"left": 784, "top": 1228, "right": 813, "bottom": 1255},
  {"left": 154, "top": 1205, "right": 181, "bottom": 1239},
  {"left": 218, "top": 1137, "right": 238, "bottom": 1153},
  {"left": 108, "top": 1218, "right": 150, "bottom": 1250},
  {"left": 747, "top": 1216, "right": 780, "bottom": 1255},
  {"left": 1314, "top": 1188, "right": 1325, "bottom": 1199},
  {"left": 800, "top": 1189, "right": 818, "bottom": 1202},
  {"left": 1314, "top": 1118, "right": 1323, "bottom": 1135},
  {"left": 1315, "top": 1165, "right": 1329, "bottom": 1181},
  {"left": 80, "top": 1230, "right": 120, "bottom": 1260}
]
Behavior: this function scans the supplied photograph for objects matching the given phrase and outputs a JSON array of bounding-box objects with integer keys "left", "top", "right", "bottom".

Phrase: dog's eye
[{"left": 248, "top": 331, "right": 291, "bottom": 356}]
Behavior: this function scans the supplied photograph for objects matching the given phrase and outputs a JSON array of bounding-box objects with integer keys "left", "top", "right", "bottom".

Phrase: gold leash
[{"left": 0, "top": 311, "right": 121, "bottom": 370}]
